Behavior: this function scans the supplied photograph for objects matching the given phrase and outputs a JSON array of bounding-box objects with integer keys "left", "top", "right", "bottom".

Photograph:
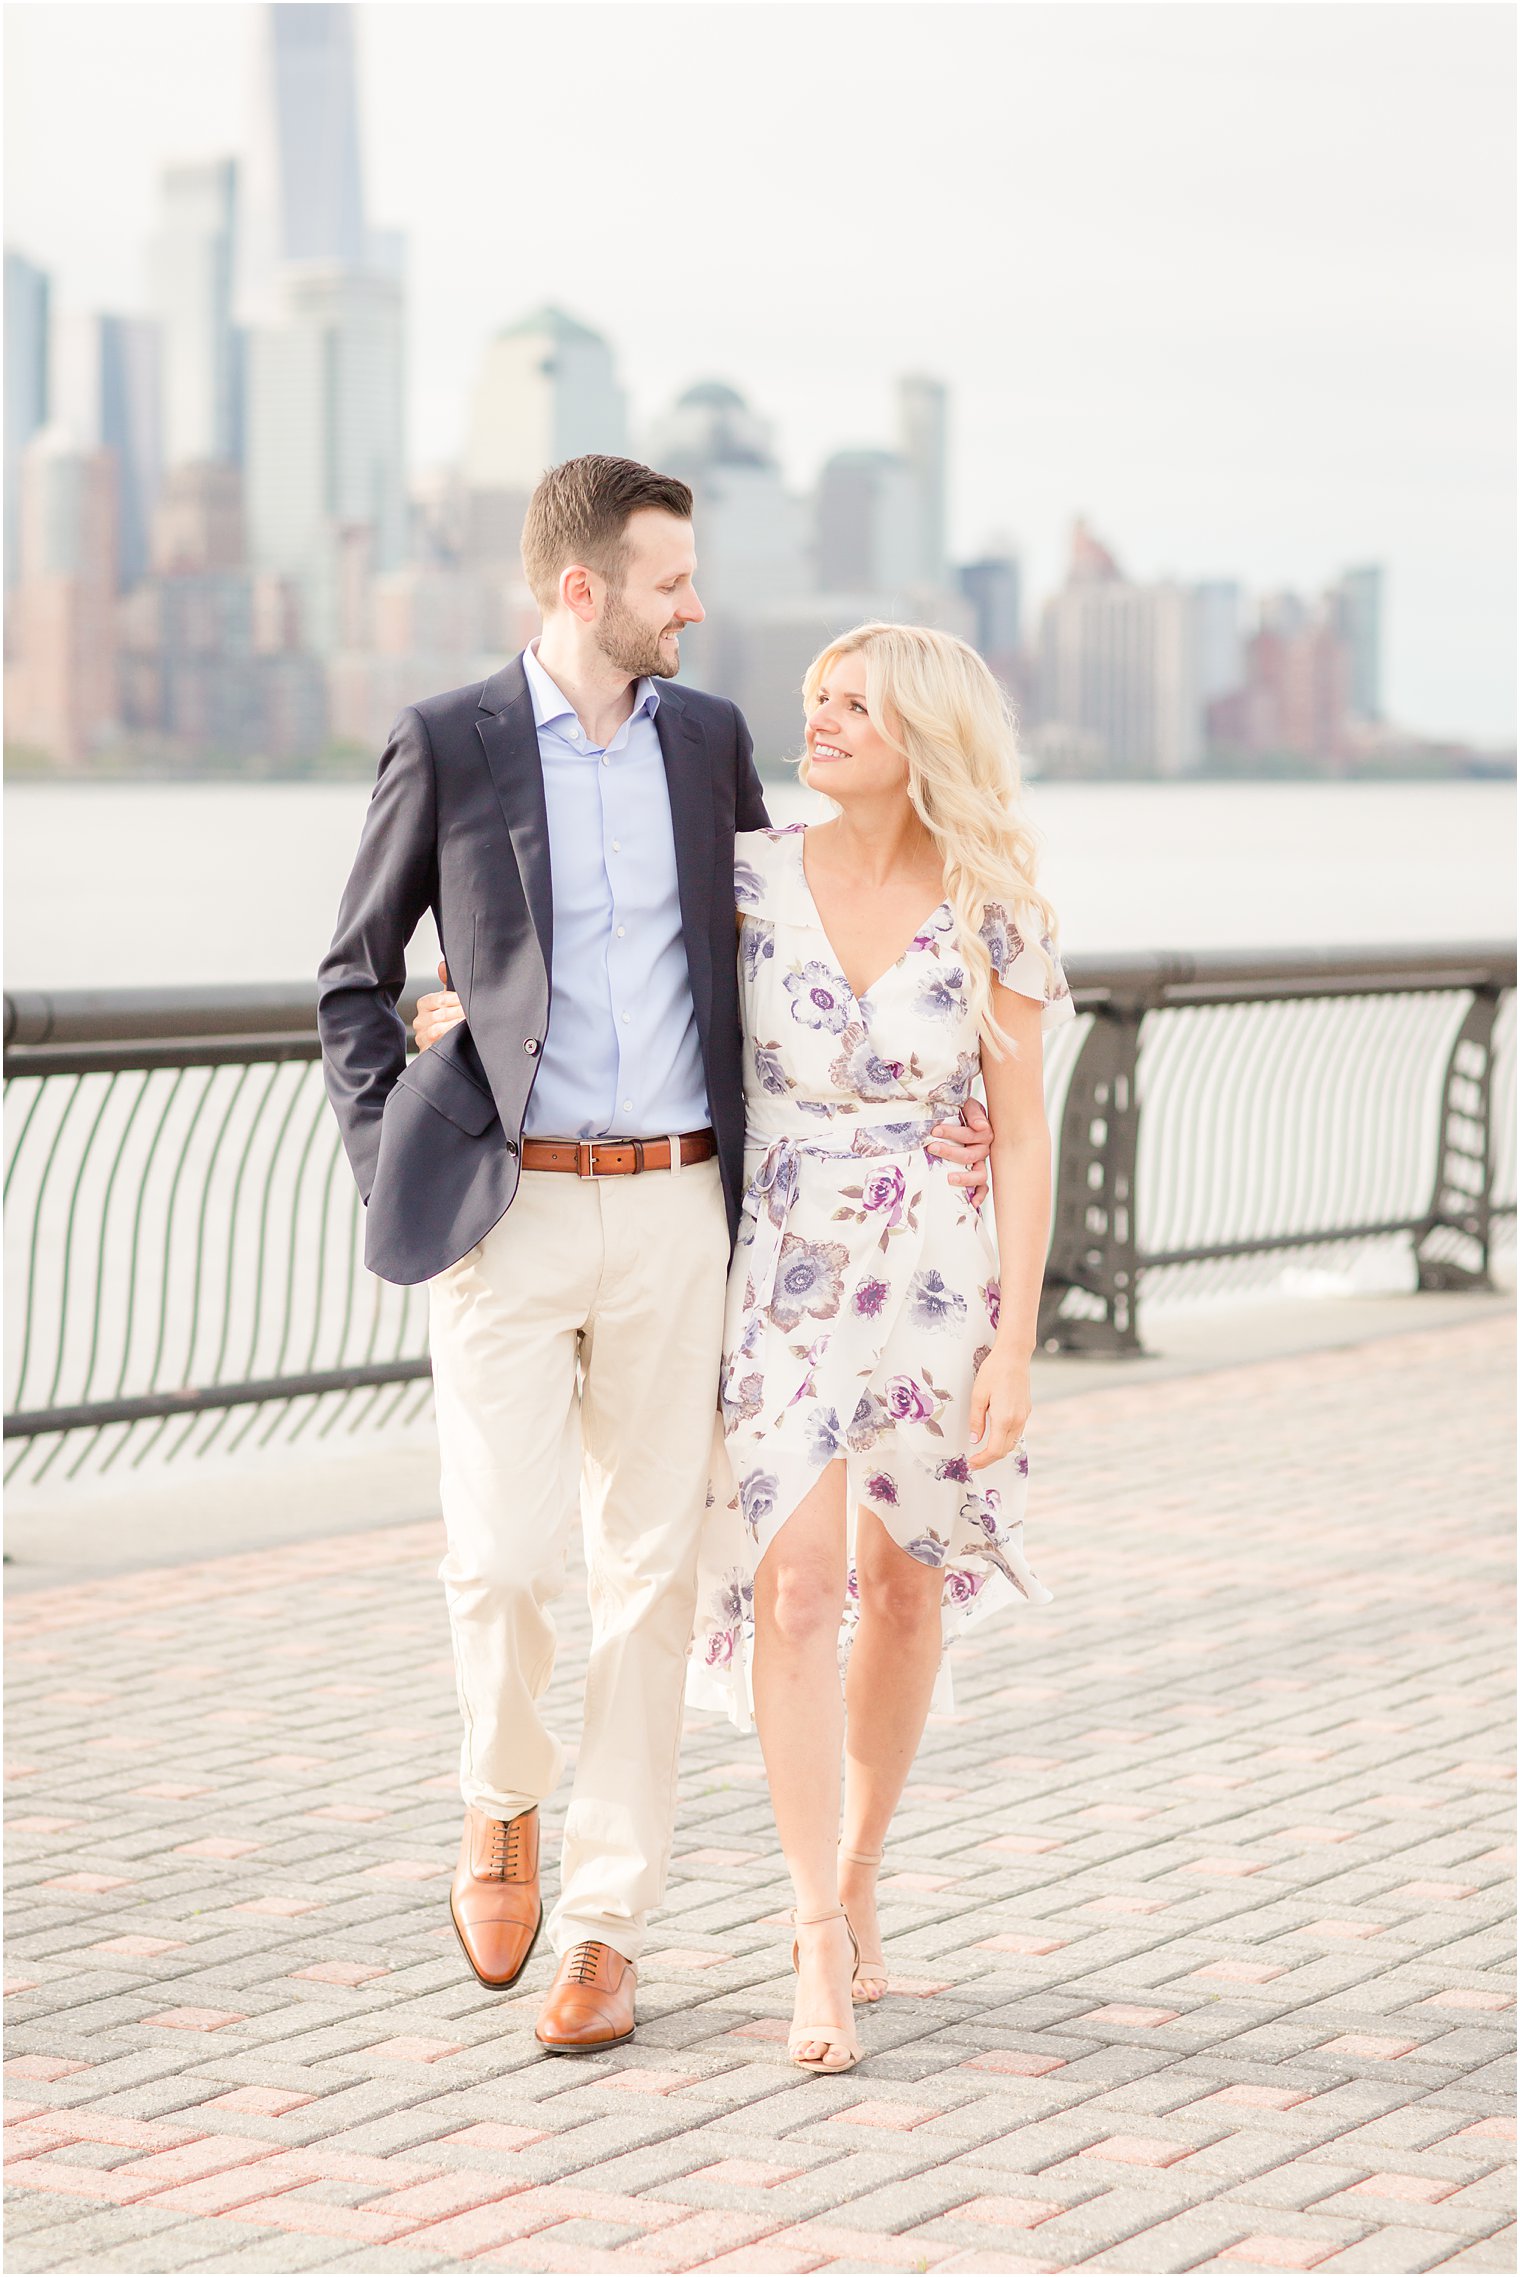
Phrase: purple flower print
[
  {"left": 883, "top": 1373, "right": 935, "bottom": 1424},
  {"left": 784, "top": 960, "right": 851, "bottom": 1033},
  {"left": 733, "top": 858, "right": 765, "bottom": 909},
  {"left": 865, "top": 1471, "right": 899, "bottom": 1506},
  {"left": 984, "top": 1278, "right": 1001, "bottom": 1330},
  {"left": 749, "top": 1139, "right": 799, "bottom": 1228},
  {"left": 806, "top": 1405, "right": 844, "bottom": 1468},
  {"left": 715, "top": 1571, "right": 753, "bottom": 1626},
  {"left": 944, "top": 1567, "right": 987, "bottom": 1606},
  {"left": 979, "top": 900, "right": 1024, "bottom": 978},
  {"left": 861, "top": 1166, "right": 906, "bottom": 1218},
  {"left": 721, "top": 1371, "right": 764, "bottom": 1431},
  {"left": 907, "top": 1267, "right": 968, "bottom": 1332},
  {"left": 739, "top": 1468, "right": 780, "bottom": 1539},
  {"left": 852, "top": 1277, "right": 890, "bottom": 1319},
  {"left": 935, "top": 1455, "right": 971, "bottom": 1484},
  {"left": 767, "top": 1235, "right": 849, "bottom": 1332},
  {"left": 847, "top": 1390, "right": 884, "bottom": 1452},
  {"left": 752, "top": 1041, "right": 790, "bottom": 1098},
  {"left": 833, "top": 1034, "right": 911, "bottom": 1101},
  {"left": 961, "top": 1489, "right": 1003, "bottom": 1542},
  {"left": 916, "top": 966, "right": 966, "bottom": 1021},
  {"left": 904, "top": 1528, "right": 949, "bottom": 1567},
  {"left": 740, "top": 921, "right": 775, "bottom": 981}
]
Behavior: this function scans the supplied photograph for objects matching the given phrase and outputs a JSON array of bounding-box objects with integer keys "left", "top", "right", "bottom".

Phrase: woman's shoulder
[
  {"left": 979, "top": 897, "right": 1076, "bottom": 1032},
  {"left": 734, "top": 825, "right": 805, "bottom": 913}
]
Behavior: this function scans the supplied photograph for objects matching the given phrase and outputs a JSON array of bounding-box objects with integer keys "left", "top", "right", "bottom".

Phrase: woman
[{"left": 415, "top": 623, "right": 1072, "bottom": 2075}]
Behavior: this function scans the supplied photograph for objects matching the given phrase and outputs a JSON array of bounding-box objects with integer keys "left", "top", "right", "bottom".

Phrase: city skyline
[{"left": 5, "top": 1, "right": 1514, "bottom": 746}]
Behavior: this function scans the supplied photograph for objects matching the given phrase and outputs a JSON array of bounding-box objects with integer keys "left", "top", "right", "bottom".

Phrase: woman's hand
[
  {"left": 412, "top": 960, "right": 466, "bottom": 1052},
  {"left": 967, "top": 1344, "right": 1031, "bottom": 1471},
  {"left": 929, "top": 1095, "right": 993, "bottom": 1208}
]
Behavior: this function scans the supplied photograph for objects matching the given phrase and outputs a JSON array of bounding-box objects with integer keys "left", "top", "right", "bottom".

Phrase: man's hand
[
  {"left": 413, "top": 960, "right": 465, "bottom": 1052},
  {"left": 929, "top": 1095, "right": 993, "bottom": 1209}
]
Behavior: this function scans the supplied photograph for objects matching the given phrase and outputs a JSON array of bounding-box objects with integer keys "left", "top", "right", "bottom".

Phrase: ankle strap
[
  {"left": 793, "top": 1904, "right": 847, "bottom": 1926},
  {"left": 839, "top": 1848, "right": 884, "bottom": 1866}
]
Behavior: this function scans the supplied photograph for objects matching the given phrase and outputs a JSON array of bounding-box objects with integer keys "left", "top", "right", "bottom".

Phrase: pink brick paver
[{"left": 4, "top": 1312, "right": 1513, "bottom": 2273}]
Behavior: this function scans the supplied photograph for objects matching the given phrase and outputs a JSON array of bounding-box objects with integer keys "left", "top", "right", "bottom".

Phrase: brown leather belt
[{"left": 519, "top": 1130, "right": 717, "bottom": 1178}]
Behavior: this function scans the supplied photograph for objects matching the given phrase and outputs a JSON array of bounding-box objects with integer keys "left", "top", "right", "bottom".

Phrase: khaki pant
[{"left": 427, "top": 1159, "right": 729, "bottom": 1960}]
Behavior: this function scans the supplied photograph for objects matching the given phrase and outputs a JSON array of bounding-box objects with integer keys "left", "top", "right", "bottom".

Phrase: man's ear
[{"left": 559, "top": 562, "right": 597, "bottom": 623}]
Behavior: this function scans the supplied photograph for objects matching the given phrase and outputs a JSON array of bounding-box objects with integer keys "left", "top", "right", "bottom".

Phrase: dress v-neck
[{"left": 795, "top": 828, "right": 949, "bottom": 1007}]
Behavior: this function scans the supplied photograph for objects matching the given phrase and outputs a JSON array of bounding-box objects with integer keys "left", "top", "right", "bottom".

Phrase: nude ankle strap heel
[
  {"left": 837, "top": 1846, "right": 889, "bottom": 2004},
  {"left": 788, "top": 1905, "right": 862, "bottom": 2073}
]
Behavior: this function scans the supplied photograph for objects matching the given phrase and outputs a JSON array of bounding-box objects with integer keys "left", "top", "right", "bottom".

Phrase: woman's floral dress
[{"left": 686, "top": 824, "right": 1076, "bottom": 1730}]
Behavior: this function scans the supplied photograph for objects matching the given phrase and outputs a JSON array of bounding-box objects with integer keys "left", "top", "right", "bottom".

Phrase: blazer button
[{"left": 524, "top": 1038, "right": 540, "bottom": 1055}]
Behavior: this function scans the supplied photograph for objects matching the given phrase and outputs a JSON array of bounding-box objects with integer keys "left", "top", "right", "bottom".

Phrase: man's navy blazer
[{"left": 317, "top": 652, "right": 771, "bottom": 1286}]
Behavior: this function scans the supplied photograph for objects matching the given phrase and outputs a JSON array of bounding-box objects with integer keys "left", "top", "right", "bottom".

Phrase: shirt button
[
  {"left": 524, "top": 1038, "right": 539, "bottom": 1055},
  {"left": 616, "top": 926, "right": 626, "bottom": 938},
  {"left": 622, "top": 1099, "right": 633, "bottom": 1112},
  {"left": 621, "top": 1012, "right": 631, "bottom": 1024},
  {"left": 600, "top": 754, "right": 610, "bottom": 767},
  {"left": 611, "top": 840, "right": 621, "bottom": 853}
]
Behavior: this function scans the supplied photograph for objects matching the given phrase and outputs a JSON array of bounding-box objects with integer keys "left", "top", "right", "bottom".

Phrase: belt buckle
[{"left": 577, "top": 1139, "right": 644, "bottom": 1178}]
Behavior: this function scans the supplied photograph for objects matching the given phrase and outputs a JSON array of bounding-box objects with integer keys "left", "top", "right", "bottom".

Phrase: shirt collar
[{"left": 523, "top": 641, "right": 660, "bottom": 739}]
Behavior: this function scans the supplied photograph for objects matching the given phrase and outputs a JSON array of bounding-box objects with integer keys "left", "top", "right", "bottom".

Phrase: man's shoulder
[
  {"left": 668, "top": 682, "right": 743, "bottom": 739},
  {"left": 407, "top": 673, "right": 497, "bottom": 733}
]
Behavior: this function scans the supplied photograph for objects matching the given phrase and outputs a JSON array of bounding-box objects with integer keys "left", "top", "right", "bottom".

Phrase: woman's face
[{"left": 804, "top": 652, "right": 908, "bottom": 804}]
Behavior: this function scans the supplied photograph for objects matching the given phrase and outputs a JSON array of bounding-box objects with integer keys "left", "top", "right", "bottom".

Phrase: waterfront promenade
[{"left": 5, "top": 1301, "right": 1514, "bottom": 2275}]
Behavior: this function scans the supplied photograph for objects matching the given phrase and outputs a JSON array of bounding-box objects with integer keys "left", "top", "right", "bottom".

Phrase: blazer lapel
[
  {"left": 476, "top": 658, "right": 553, "bottom": 977},
  {"left": 655, "top": 686, "right": 716, "bottom": 1019}
]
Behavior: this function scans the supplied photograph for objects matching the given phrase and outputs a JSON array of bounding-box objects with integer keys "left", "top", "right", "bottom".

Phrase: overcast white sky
[{"left": 6, "top": 1, "right": 1515, "bottom": 742}]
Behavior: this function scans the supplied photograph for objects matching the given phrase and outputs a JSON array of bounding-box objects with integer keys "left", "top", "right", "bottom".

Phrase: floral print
[{"left": 687, "top": 825, "right": 1075, "bottom": 1731}]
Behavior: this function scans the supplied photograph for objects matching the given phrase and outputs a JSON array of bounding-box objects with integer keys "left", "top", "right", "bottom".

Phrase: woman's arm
[{"left": 967, "top": 983, "right": 1051, "bottom": 1470}]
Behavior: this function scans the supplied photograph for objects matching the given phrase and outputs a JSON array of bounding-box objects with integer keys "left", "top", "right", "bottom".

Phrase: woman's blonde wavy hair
[{"left": 799, "top": 622, "right": 1060, "bottom": 1056}]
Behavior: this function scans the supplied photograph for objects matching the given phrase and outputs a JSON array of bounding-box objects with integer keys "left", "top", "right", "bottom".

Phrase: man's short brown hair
[{"left": 520, "top": 455, "right": 694, "bottom": 609}]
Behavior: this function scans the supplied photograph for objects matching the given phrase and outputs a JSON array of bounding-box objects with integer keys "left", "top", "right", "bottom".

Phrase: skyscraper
[
  {"left": 815, "top": 449, "right": 920, "bottom": 594},
  {"left": 239, "top": 2, "right": 407, "bottom": 654},
  {"left": 898, "top": 374, "right": 948, "bottom": 590},
  {"left": 645, "top": 380, "right": 808, "bottom": 693},
  {"left": 463, "top": 307, "right": 628, "bottom": 494},
  {"left": 245, "top": 266, "right": 406, "bottom": 652},
  {"left": 1194, "top": 579, "right": 1245, "bottom": 706},
  {"left": 238, "top": 1, "right": 367, "bottom": 322},
  {"left": 1334, "top": 565, "right": 1383, "bottom": 723},
  {"left": 5, "top": 427, "right": 119, "bottom": 764},
  {"left": 54, "top": 313, "right": 164, "bottom": 587},
  {"left": 4, "top": 249, "right": 51, "bottom": 592},
  {"left": 1038, "top": 522, "right": 1201, "bottom": 775},
  {"left": 958, "top": 551, "right": 1022, "bottom": 679},
  {"left": 148, "top": 160, "right": 241, "bottom": 467}
]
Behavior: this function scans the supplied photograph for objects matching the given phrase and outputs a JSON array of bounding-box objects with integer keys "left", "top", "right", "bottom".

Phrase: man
[{"left": 318, "top": 455, "right": 989, "bottom": 2051}]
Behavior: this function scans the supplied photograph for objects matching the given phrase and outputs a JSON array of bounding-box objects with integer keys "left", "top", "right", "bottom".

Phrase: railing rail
[{"left": 5, "top": 946, "right": 1514, "bottom": 1485}]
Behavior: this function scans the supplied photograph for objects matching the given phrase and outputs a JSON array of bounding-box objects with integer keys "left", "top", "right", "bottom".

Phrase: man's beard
[{"left": 596, "top": 590, "right": 681, "bottom": 680}]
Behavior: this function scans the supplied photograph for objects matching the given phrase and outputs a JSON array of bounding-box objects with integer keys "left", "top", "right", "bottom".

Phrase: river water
[{"left": 5, "top": 777, "right": 1514, "bottom": 992}]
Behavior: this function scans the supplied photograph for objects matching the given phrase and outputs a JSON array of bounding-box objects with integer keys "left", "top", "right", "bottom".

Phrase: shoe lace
[
  {"left": 484, "top": 1815, "right": 525, "bottom": 1881},
  {"left": 566, "top": 1940, "right": 606, "bottom": 1984}
]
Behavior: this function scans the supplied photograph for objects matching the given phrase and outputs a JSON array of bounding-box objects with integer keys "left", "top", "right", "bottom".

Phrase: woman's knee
[
  {"left": 758, "top": 1557, "right": 846, "bottom": 1649},
  {"left": 857, "top": 1552, "right": 943, "bottom": 1636}
]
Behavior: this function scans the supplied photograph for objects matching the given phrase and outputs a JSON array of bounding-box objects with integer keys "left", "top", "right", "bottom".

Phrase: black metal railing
[{"left": 5, "top": 945, "right": 1514, "bottom": 1485}]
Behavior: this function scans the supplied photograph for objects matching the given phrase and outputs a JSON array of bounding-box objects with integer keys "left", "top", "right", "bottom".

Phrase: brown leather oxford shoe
[
  {"left": 449, "top": 1806, "right": 542, "bottom": 1988},
  {"left": 534, "top": 1939, "right": 637, "bottom": 2051}
]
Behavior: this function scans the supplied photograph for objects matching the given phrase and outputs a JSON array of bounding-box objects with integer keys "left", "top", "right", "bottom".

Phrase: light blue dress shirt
[{"left": 520, "top": 643, "right": 710, "bottom": 1141}]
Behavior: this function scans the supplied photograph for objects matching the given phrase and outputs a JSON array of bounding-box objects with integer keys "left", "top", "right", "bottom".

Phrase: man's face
[{"left": 594, "top": 509, "right": 705, "bottom": 680}]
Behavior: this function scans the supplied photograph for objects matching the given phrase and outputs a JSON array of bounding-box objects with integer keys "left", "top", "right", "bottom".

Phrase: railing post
[
  {"left": 1415, "top": 985, "right": 1499, "bottom": 1291},
  {"left": 1039, "top": 1002, "right": 1146, "bottom": 1355}
]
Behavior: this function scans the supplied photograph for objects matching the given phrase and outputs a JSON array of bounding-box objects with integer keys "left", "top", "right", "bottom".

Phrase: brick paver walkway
[{"left": 5, "top": 1314, "right": 1514, "bottom": 2276}]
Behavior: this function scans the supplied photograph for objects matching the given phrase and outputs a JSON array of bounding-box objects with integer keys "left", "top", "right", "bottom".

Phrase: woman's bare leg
[
  {"left": 752, "top": 1460, "right": 856, "bottom": 2065},
  {"left": 840, "top": 1505, "right": 946, "bottom": 1997}
]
